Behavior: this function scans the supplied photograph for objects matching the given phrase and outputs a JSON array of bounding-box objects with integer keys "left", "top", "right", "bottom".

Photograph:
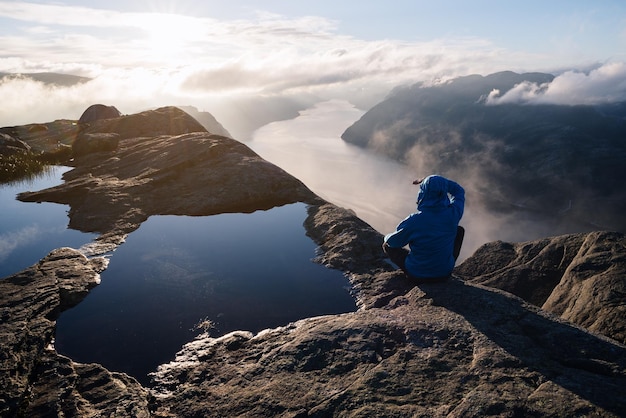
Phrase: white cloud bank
[
  {"left": 0, "top": 2, "right": 624, "bottom": 132},
  {"left": 486, "top": 62, "right": 626, "bottom": 105}
]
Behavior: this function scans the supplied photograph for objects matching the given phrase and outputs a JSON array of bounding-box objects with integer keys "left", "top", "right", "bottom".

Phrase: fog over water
[
  {"left": 248, "top": 101, "right": 414, "bottom": 231},
  {"left": 246, "top": 100, "right": 596, "bottom": 262}
]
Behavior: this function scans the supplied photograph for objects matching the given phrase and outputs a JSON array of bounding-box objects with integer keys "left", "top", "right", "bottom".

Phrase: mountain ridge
[
  {"left": 341, "top": 71, "right": 626, "bottom": 232},
  {"left": 0, "top": 72, "right": 90, "bottom": 86}
]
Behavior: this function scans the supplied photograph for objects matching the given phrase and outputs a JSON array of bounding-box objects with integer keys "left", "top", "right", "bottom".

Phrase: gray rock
[
  {"left": 150, "top": 280, "right": 626, "bottom": 417},
  {"left": 455, "top": 231, "right": 626, "bottom": 345},
  {"left": 72, "top": 132, "right": 120, "bottom": 158}
]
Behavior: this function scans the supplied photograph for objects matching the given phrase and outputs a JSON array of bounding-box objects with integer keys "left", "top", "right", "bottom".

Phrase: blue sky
[{"left": 0, "top": 0, "right": 625, "bottom": 127}]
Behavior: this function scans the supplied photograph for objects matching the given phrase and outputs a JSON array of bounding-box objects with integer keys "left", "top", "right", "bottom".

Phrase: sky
[
  {"left": 1, "top": 1, "right": 624, "bottom": 256},
  {"left": 0, "top": 0, "right": 625, "bottom": 130}
]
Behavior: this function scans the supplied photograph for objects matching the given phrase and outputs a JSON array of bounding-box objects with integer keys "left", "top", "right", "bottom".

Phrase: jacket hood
[{"left": 416, "top": 175, "right": 448, "bottom": 210}]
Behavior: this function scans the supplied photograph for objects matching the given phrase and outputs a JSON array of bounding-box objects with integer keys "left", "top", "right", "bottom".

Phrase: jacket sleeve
[
  {"left": 383, "top": 216, "right": 412, "bottom": 248},
  {"left": 447, "top": 179, "right": 465, "bottom": 220}
]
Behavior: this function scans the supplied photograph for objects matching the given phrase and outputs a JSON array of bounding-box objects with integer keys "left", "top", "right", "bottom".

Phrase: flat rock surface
[
  {"left": 2, "top": 107, "right": 625, "bottom": 417},
  {"left": 151, "top": 281, "right": 626, "bottom": 417},
  {"left": 18, "top": 107, "right": 319, "bottom": 253}
]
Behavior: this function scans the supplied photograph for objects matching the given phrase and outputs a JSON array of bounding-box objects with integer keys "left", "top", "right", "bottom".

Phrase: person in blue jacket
[{"left": 383, "top": 174, "right": 465, "bottom": 281}]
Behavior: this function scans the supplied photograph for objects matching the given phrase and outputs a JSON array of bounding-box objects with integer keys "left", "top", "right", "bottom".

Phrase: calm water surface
[
  {"left": 0, "top": 166, "right": 96, "bottom": 278},
  {"left": 55, "top": 203, "right": 356, "bottom": 385}
]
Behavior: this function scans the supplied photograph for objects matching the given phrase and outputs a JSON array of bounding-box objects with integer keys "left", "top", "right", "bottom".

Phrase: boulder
[
  {"left": 78, "top": 104, "right": 121, "bottom": 124},
  {"left": 455, "top": 231, "right": 626, "bottom": 345}
]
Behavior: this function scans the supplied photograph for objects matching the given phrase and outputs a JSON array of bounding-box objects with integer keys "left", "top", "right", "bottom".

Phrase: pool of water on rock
[
  {"left": 55, "top": 202, "right": 356, "bottom": 385},
  {"left": 0, "top": 166, "right": 96, "bottom": 278}
]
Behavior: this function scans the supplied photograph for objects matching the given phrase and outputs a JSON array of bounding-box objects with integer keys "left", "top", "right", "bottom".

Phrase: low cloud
[
  {"left": 0, "top": 3, "right": 624, "bottom": 139},
  {"left": 0, "top": 2, "right": 558, "bottom": 131},
  {"left": 486, "top": 62, "right": 626, "bottom": 105},
  {"left": 0, "top": 36, "right": 529, "bottom": 133}
]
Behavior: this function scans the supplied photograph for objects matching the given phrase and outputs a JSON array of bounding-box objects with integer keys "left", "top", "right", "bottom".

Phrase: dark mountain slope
[
  {"left": 342, "top": 71, "right": 626, "bottom": 231},
  {"left": 0, "top": 72, "right": 90, "bottom": 86}
]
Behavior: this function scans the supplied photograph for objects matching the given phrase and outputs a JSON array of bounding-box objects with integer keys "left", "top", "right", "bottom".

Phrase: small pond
[
  {"left": 55, "top": 202, "right": 356, "bottom": 385},
  {"left": 0, "top": 167, "right": 96, "bottom": 278}
]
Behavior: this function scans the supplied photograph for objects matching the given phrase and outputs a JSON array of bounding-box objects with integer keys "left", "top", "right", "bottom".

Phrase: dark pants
[{"left": 383, "top": 226, "right": 465, "bottom": 281}]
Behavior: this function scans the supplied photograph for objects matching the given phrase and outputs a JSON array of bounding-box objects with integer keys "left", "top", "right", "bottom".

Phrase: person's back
[{"left": 383, "top": 175, "right": 465, "bottom": 280}]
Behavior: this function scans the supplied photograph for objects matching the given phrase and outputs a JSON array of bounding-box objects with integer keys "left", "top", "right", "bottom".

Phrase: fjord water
[
  {"left": 0, "top": 166, "right": 96, "bottom": 278},
  {"left": 55, "top": 203, "right": 355, "bottom": 385},
  {"left": 247, "top": 100, "right": 598, "bottom": 262}
]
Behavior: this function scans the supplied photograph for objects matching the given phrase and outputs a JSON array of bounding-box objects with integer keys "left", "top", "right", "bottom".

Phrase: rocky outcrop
[
  {"left": 76, "top": 106, "right": 206, "bottom": 143},
  {"left": 0, "top": 133, "right": 31, "bottom": 155},
  {"left": 2, "top": 107, "right": 626, "bottom": 417},
  {"left": 455, "top": 231, "right": 626, "bottom": 345},
  {"left": 18, "top": 107, "right": 318, "bottom": 252},
  {"left": 78, "top": 104, "right": 121, "bottom": 124},
  {"left": 151, "top": 283, "right": 626, "bottom": 417},
  {"left": 0, "top": 248, "right": 150, "bottom": 417}
]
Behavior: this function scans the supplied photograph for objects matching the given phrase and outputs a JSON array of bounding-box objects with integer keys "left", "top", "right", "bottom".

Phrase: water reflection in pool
[
  {"left": 0, "top": 166, "right": 96, "bottom": 278},
  {"left": 55, "top": 202, "right": 356, "bottom": 385}
]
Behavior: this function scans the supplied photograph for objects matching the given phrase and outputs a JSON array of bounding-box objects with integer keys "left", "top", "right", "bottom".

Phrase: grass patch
[{"left": 0, "top": 151, "right": 69, "bottom": 184}]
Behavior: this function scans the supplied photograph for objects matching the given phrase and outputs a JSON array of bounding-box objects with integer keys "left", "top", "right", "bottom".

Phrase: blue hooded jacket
[{"left": 384, "top": 175, "right": 465, "bottom": 279}]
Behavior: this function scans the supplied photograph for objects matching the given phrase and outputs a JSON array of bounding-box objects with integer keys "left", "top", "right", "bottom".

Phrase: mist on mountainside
[
  {"left": 341, "top": 70, "right": 626, "bottom": 235},
  {"left": 247, "top": 99, "right": 605, "bottom": 262}
]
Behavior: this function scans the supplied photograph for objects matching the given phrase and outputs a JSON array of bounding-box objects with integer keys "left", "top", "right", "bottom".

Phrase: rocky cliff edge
[{"left": 1, "top": 106, "right": 625, "bottom": 417}]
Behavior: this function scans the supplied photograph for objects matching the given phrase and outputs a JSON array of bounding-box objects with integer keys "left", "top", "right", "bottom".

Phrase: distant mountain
[
  {"left": 178, "top": 106, "right": 233, "bottom": 138},
  {"left": 342, "top": 71, "right": 626, "bottom": 232},
  {"left": 0, "top": 72, "right": 90, "bottom": 86}
]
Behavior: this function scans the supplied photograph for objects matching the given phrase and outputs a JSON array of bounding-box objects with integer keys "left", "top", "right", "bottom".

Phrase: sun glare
[{"left": 137, "top": 13, "right": 206, "bottom": 62}]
